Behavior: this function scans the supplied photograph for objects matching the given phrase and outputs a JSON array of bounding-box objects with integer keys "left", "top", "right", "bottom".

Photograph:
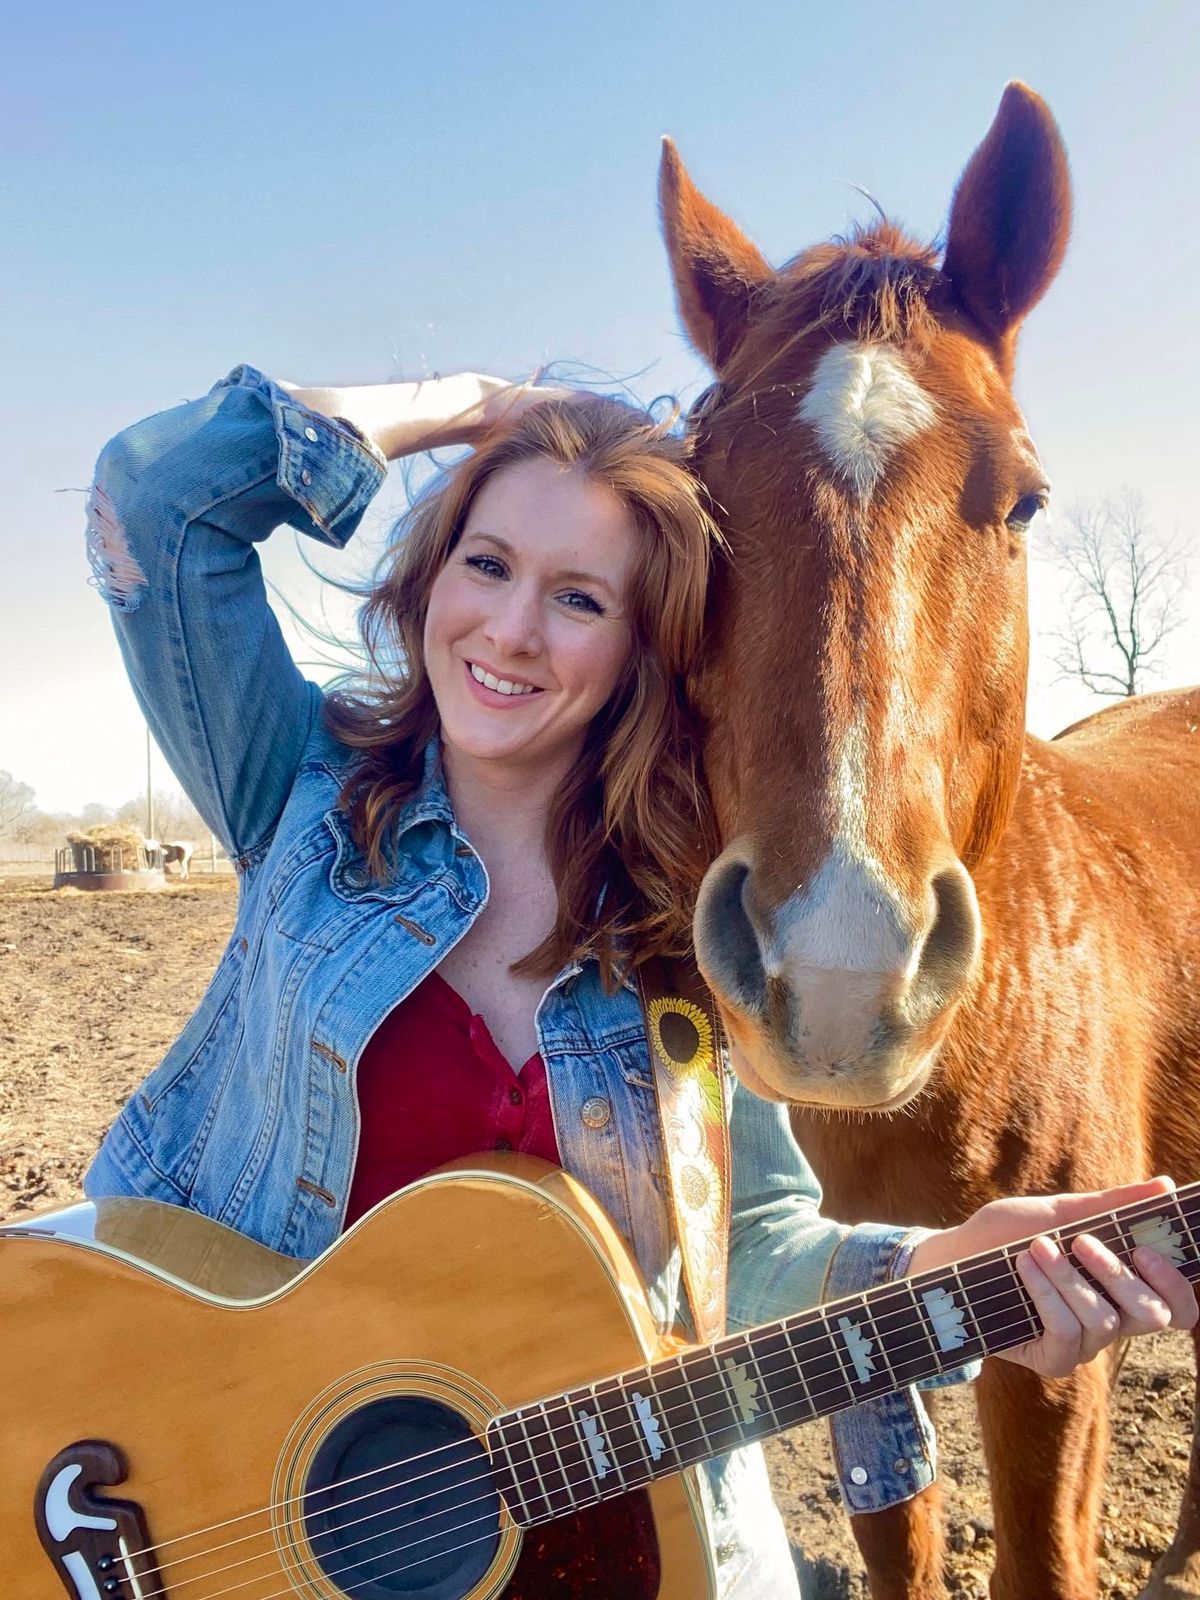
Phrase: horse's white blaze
[
  {"left": 798, "top": 343, "right": 936, "bottom": 498},
  {"left": 773, "top": 714, "right": 910, "bottom": 977}
]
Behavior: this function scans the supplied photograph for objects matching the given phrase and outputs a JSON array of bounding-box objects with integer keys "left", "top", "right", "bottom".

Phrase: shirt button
[
  {"left": 850, "top": 1467, "right": 869, "bottom": 1486},
  {"left": 494, "top": 1137, "right": 512, "bottom": 1151},
  {"left": 304, "top": 425, "right": 319, "bottom": 442},
  {"left": 509, "top": 1087, "right": 522, "bottom": 1105},
  {"left": 581, "top": 1097, "right": 611, "bottom": 1129},
  {"left": 300, "top": 468, "right": 312, "bottom": 486},
  {"left": 894, "top": 1458, "right": 911, "bottom": 1475}
]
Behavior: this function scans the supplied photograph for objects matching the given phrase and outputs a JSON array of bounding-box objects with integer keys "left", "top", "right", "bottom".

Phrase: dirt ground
[{"left": 0, "top": 871, "right": 1192, "bottom": 1598}]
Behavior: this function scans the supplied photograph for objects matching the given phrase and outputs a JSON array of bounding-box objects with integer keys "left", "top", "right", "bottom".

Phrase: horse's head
[{"left": 665, "top": 84, "right": 1070, "bottom": 1110}]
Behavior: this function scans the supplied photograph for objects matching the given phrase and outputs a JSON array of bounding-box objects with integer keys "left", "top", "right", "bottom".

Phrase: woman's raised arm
[{"left": 87, "top": 366, "right": 552, "bottom": 869}]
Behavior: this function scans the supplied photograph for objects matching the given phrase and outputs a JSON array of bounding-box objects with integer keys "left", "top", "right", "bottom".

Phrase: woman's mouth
[{"left": 465, "top": 660, "right": 543, "bottom": 701}]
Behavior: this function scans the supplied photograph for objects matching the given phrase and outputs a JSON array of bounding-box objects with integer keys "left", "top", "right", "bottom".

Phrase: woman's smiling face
[{"left": 423, "top": 456, "right": 638, "bottom": 778}]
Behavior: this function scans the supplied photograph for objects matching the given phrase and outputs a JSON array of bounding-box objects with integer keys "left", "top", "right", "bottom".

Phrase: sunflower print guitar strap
[{"left": 637, "top": 956, "right": 732, "bottom": 1344}]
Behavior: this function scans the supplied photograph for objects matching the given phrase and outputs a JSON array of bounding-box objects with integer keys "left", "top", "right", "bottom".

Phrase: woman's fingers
[
  {"left": 1014, "top": 1237, "right": 1120, "bottom": 1373},
  {"left": 1007, "top": 1233, "right": 1198, "bottom": 1377}
]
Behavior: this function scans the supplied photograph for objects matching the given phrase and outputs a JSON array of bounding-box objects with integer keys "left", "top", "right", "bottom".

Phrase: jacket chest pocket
[{"left": 266, "top": 833, "right": 349, "bottom": 951}]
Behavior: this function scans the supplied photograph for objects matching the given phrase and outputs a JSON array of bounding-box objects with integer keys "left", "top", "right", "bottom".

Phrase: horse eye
[{"left": 1005, "top": 492, "right": 1048, "bottom": 531}]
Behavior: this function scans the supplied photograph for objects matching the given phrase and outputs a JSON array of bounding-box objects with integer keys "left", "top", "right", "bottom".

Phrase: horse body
[
  {"left": 661, "top": 84, "right": 1200, "bottom": 1599},
  {"left": 144, "top": 837, "right": 194, "bottom": 879}
]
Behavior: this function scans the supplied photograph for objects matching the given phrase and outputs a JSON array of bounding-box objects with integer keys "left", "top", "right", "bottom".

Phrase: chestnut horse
[{"left": 663, "top": 85, "right": 1200, "bottom": 1600}]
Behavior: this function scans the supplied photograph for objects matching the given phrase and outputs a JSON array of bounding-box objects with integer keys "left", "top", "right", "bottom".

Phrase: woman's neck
[{"left": 441, "top": 743, "right": 570, "bottom": 870}]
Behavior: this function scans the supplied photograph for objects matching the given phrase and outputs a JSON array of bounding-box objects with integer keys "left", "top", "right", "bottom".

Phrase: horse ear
[
  {"left": 943, "top": 83, "right": 1071, "bottom": 358},
  {"left": 659, "top": 138, "right": 774, "bottom": 371}
]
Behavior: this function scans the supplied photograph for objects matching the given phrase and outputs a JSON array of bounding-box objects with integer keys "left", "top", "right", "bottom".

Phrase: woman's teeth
[{"left": 469, "top": 663, "right": 538, "bottom": 696}]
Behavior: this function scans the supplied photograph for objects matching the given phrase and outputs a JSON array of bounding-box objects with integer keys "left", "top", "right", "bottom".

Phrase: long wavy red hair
[{"left": 323, "top": 394, "right": 721, "bottom": 984}]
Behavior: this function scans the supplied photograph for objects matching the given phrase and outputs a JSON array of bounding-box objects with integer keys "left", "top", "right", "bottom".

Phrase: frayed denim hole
[{"left": 86, "top": 480, "right": 148, "bottom": 612}]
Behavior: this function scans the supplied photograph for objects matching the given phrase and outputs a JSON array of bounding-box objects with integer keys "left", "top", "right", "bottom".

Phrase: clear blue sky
[{"left": 4, "top": 0, "right": 1198, "bottom": 812}]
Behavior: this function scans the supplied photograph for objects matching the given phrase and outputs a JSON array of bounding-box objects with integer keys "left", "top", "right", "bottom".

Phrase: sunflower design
[{"left": 646, "top": 996, "right": 715, "bottom": 1078}]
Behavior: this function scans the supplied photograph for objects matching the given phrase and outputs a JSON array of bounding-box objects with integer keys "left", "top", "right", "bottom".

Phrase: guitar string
[
  {"left": 109, "top": 1248, "right": 1055, "bottom": 1599},
  {"left": 110, "top": 1207, "right": 1194, "bottom": 1600}
]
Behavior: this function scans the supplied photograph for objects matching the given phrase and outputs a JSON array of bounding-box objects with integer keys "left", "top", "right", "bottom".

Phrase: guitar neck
[{"left": 488, "top": 1182, "right": 1200, "bottom": 1525}]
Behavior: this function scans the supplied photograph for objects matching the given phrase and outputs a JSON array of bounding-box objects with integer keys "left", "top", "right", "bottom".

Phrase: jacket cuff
[{"left": 214, "top": 365, "right": 387, "bottom": 549}]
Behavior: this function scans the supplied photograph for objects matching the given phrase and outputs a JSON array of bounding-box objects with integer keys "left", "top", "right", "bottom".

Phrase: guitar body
[{"left": 0, "top": 1157, "right": 715, "bottom": 1599}]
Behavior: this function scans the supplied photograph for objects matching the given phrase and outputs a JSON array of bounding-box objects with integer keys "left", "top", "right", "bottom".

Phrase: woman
[{"left": 84, "top": 364, "right": 1195, "bottom": 1597}]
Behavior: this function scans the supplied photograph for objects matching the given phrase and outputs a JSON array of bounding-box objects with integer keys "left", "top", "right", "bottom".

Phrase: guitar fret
[
  {"left": 487, "top": 1415, "right": 537, "bottom": 1526},
  {"left": 750, "top": 1324, "right": 817, "bottom": 1429},
  {"left": 780, "top": 1321, "right": 820, "bottom": 1419},
  {"left": 514, "top": 1409, "right": 554, "bottom": 1520},
  {"left": 1173, "top": 1191, "right": 1200, "bottom": 1271},
  {"left": 711, "top": 1335, "right": 775, "bottom": 1443},
  {"left": 677, "top": 1347, "right": 745, "bottom": 1456},
  {"left": 520, "top": 1404, "right": 575, "bottom": 1518},
  {"left": 673, "top": 1352, "right": 716, "bottom": 1457},
  {"left": 543, "top": 1395, "right": 594, "bottom": 1508},
  {"left": 567, "top": 1386, "right": 619, "bottom": 1496},
  {"left": 869, "top": 1279, "right": 942, "bottom": 1387},
  {"left": 734, "top": 1331, "right": 782, "bottom": 1431},
  {"left": 785, "top": 1313, "right": 855, "bottom": 1419},
  {"left": 624, "top": 1372, "right": 677, "bottom": 1476}
]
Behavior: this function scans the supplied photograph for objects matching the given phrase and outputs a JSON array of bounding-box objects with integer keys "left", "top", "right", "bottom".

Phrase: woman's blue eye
[
  {"left": 465, "top": 554, "right": 506, "bottom": 578},
  {"left": 561, "top": 590, "right": 604, "bottom": 616}
]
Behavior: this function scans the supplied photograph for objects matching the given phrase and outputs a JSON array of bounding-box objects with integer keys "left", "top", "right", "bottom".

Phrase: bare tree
[
  {"left": 0, "top": 771, "right": 35, "bottom": 836},
  {"left": 1046, "top": 491, "right": 1189, "bottom": 698}
]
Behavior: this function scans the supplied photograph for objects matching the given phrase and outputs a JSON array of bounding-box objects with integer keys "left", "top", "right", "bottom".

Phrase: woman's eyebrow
[{"left": 463, "top": 530, "right": 618, "bottom": 597}]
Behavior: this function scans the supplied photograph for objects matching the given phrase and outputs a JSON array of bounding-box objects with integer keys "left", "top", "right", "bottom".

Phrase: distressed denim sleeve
[
  {"left": 86, "top": 366, "right": 386, "bottom": 862},
  {"left": 725, "top": 1082, "right": 968, "bottom": 1512}
]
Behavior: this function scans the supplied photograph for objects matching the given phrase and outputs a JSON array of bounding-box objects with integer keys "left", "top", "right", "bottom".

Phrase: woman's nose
[{"left": 484, "top": 585, "right": 542, "bottom": 656}]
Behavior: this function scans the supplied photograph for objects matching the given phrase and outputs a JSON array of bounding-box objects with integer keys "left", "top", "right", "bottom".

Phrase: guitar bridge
[{"left": 35, "top": 1441, "right": 159, "bottom": 1600}]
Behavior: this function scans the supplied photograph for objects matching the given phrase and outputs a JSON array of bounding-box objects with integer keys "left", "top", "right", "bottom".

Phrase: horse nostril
[
  {"left": 909, "top": 865, "right": 980, "bottom": 1026},
  {"left": 695, "top": 856, "right": 768, "bottom": 1015}
]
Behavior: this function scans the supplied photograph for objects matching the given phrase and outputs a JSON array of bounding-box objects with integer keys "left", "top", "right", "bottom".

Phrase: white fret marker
[
  {"left": 723, "top": 1356, "right": 762, "bottom": 1423},
  {"left": 576, "top": 1408, "right": 611, "bottom": 1480},
  {"left": 1130, "top": 1214, "right": 1187, "bottom": 1266},
  {"left": 837, "top": 1316, "right": 877, "bottom": 1385},
  {"left": 922, "top": 1285, "right": 968, "bottom": 1352},
  {"left": 631, "top": 1391, "right": 665, "bottom": 1461}
]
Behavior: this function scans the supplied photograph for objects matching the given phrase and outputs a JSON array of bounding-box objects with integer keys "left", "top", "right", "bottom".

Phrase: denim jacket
[{"left": 83, "top": 366, "right": 949, "bottom": 1593}]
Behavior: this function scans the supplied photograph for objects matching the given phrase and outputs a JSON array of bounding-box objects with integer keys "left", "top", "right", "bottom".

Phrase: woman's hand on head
[
  {"left": 277, "top": 373, "right": 586, "bottom": 462},
  {"left": 463, "top": 376, "right": 584, "bottom": 444},
  {"left": 907, "top": 1176, "right": 1199, "bottom": 1379}
]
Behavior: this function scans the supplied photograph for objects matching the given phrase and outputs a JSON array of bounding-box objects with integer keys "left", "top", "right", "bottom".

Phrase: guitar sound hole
[{"left": 303, "top": 1395, "right": 501, "bottom": 1599}]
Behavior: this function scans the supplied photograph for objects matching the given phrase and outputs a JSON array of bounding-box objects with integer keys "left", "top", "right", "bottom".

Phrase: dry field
[{"left": 0, "top": 872, "right": 1191, "bottom": 1598}]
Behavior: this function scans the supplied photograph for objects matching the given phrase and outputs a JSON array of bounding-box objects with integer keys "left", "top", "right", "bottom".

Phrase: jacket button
[
  {"left": 850, "top": 1467, "right": 869, "bottom": 1486},
  {"left": 581, "top": 1097, "right": 611, "bottom": 1129},
  {"left": 304, "top": 425, "right": 319, "bottom": 442}
]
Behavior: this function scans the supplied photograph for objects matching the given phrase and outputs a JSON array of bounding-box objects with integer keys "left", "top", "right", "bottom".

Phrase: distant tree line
[{"left": 0, "top": 777, "right": 213, "bottom": 851}]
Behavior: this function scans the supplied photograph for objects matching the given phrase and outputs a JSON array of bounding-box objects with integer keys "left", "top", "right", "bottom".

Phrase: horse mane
[{"left": 734, "top": 223, "right": 943, "bottom": 388}]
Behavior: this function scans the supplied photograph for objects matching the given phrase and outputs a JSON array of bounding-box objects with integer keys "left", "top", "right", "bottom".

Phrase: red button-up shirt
[{"left": 343, "top": 971, "right": 562, "bottom": 1228}]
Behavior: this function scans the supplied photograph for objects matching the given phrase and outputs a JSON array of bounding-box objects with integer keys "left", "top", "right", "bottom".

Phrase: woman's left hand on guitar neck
[{"left": 907, "top": 1176, "right": 1199, "bottom": 1378}]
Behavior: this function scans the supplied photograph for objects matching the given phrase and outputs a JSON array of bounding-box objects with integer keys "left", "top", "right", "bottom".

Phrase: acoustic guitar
[{"left": 3, "top": 1154, "right": 1195, "bottom": 1600}]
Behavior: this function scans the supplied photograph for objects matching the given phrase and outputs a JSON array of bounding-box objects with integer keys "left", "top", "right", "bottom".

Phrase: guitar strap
[{"left": 636, "top": 956, "right": 732, "bottom": 1344}]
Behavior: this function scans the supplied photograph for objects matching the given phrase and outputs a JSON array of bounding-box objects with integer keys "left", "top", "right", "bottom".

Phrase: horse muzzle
[{"left": 694, "top": 844, "right": 981, "bottom": 1109}]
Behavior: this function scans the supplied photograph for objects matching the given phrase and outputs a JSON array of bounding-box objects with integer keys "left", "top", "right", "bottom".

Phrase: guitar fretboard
[{"left": 486, "top": 1184, "right": 1200, "bottom": 1525}]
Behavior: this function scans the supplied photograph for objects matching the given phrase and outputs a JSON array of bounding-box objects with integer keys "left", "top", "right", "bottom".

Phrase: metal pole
[{"left": 146, "top": 726, "right": 155, "bottom": 840}]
